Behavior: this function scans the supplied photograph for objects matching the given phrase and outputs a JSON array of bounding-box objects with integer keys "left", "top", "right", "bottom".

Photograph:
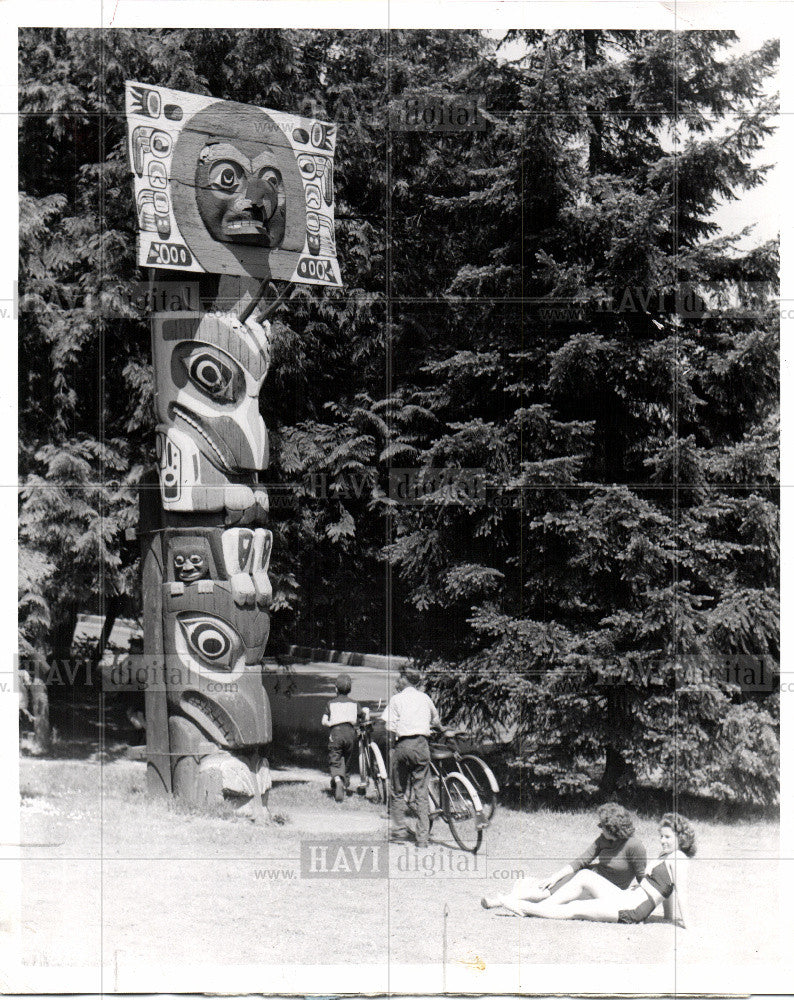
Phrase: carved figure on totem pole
[
  {"left": 162, "top": 524, "right": 273, "bottom": 808},
  {"left": 126, "top": 81, "right": 341, "bottom": 815},
  {"left": 144, "top": 313, "right": 275, "bottom": 815},
  {"left": 126, "top": 81, "right": 341, "bottom": 285},
  {"left": 152, "top": 311, "right": 271, "bottom": 521}
]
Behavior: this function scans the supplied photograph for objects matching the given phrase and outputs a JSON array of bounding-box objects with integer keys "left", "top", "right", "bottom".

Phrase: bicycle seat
[
  {"left": 430, "top": 746, "right": 454, "bottom": 761},
  {"left": 443, "top": 728, "right": 468, "bottom": 739}
]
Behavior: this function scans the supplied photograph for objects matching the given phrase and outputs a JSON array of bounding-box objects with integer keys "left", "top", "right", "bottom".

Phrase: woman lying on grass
[
  {"left": 483, "top": 802, "right": 648, "bottom": 906},
  {"left": 482, "top": 813, "right": 694, "bottom": 927}
]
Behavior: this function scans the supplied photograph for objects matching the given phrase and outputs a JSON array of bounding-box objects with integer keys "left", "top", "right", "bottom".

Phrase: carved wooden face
[
  {"left": 169, "top": 99, "right": 309, "bottom": 278},
  {"left": 195, "top": 141, "right": 286, "bottom": 247},
  {"left": 154, "top": 313, "right": 270, "bottom": 476},
  {"left": 171, "top": 537, "right": 212, "bottom": 583},
  {"left": 163, "top": 580, "right": 271, "bottom": 747}
]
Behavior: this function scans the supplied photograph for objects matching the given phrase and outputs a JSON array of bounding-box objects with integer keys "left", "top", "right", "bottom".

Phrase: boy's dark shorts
[{"left": 328, "top": 724, "right": 356, "bottom": 780}]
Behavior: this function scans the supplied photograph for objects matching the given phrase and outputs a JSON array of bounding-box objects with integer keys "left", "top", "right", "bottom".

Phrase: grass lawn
[{"left": 14, "top": 754, "right": 779, "bottom": 984}]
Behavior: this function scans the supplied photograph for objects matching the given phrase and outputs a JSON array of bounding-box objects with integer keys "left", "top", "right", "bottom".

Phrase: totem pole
[{"left": 125, "top": 82, "right": 341, "bottom": 813}]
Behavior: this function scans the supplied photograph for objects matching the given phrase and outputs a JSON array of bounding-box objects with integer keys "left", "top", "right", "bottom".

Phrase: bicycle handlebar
[{"left": 357, "top": 718, "right": 468, "bottom": 742}]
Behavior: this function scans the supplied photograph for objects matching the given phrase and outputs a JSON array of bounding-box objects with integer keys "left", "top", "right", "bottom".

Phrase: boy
[{"left": 321, "top": 673, "right": 360, "bottom": 802}]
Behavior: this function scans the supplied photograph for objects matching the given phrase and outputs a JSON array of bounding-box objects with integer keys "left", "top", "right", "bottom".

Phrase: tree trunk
[
  {"left": 31, "top": 662, "right": 51, "bottom": 753},
  {"left": 600, "top": 744, "right": 630, "bottom": 795},
  {"left": 51, "top": 606, "right": 79, "bottom": 666},
  {"left": 583, "top": 30, "right": 603, "bottom": 175},
  {"left": 89, "top": 594, "right": 121, "bottom": 685}
]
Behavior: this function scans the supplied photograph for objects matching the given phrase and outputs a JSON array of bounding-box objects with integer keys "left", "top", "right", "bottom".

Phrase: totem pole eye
[
  {"left": 177, "top": 614, "right": 241, "bottom": 670},
  {"left": 209, "top": 160, "right": 243, "bottom": 191},
  {"left": 181, "top": 347, "right": 239, "bottom": 401},
  {"left": 260, "top": 167, "right": 281, "bottom": 187}
]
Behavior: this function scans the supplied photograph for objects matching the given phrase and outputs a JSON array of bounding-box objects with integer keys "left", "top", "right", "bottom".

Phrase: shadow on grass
[
  {"left": 24, "top": 685, "right": 775, "bottom": 825},
  {"left": 497, "top": 781, "right": 779, "bottom": 825},
  {"left": 20, "top": 689, "right": 143, "bottom": 764},
  {"left": 493, "top": 750, "right": 779, "bottom": 823}
]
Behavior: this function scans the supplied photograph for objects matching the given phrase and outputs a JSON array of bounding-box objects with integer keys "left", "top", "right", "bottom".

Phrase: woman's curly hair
[
  {"left": 660, "top": 813, "right": 697, "bottom": 857},
  {"left": 597, "top": 802, "right": 635, "bottom": 840}
]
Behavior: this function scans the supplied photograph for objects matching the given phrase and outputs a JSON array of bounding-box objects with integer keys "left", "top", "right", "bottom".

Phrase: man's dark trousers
[
  {"left": 328, "top": 724, "right": 356, "bottom": 784},
  {"left": 390, "top": 735, "right": 431, "bottom": 845}
]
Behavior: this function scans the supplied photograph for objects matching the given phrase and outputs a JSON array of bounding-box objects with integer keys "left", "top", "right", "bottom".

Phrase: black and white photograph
[{"left": 3, "top": 0, "right": 790, "bottom": 995}]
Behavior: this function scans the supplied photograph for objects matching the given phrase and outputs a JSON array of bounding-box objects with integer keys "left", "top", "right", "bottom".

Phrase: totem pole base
[{"left": 169, "top": 716, "right": 272, "bottom": 820}]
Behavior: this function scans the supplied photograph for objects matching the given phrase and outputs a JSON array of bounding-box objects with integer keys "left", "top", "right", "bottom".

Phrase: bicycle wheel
[
  {"left": 442, "top": 772, "right": 483, "bottom": 853},
  {"left": 459, "top": 754, "right": 499, "bottom": 822},
  {"left": 426, "top": 773, "right": 440, "bottom": 834},
  {"left": 358, "top": 740, "right": 375, "bottom": 795},
  {"left": 367, "top": 745, "right": 388, "bottom": 804}
]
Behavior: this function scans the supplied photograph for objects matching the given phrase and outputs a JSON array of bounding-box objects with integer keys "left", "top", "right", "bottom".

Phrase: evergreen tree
[
  {"left": 18, "top": 29, "right": 778, "bottom": 806},
  {"left": 376, "top": 30, "right": 779, "bottom": 805},
  {"left": 17, "top": 28, "right": 391, "bottom": 737}
]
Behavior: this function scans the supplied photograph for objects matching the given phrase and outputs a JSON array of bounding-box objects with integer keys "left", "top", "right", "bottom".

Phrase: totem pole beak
[{"left": 246, "top": 177, "right": 278, "bottom": 220}]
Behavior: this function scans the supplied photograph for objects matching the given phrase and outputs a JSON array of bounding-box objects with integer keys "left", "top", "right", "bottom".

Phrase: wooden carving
[
  {"left": 126, "top": 81, "right": 341, "bottom": 286},
  {"left": 127, "top": 81, "right": 325, "bottom": 817},
  {"left": 159, "top": 527, "right": 274, "bottom": 810},
  {"left": 151, "top": 311, "right": 271, "bottom": 519}
]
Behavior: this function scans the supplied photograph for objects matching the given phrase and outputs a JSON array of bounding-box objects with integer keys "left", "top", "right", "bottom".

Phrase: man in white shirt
[{"left": 383, "top": 668, "right": 441, "bottom": 848}]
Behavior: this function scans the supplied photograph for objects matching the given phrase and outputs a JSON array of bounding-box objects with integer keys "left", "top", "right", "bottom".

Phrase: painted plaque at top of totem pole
[{"left": 125, "top": 81, "right": 342, "bottom": 287}]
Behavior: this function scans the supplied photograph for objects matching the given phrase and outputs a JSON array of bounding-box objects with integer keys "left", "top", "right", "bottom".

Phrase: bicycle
[
  {"left": 431, "top": 728, "right": 499, "bottom": 823},
  {"left": 405, "top": 742, "right": 485, "bottom": 853},
  {"left": 356, "top": 715, "right": 388, "bottom": 804}
]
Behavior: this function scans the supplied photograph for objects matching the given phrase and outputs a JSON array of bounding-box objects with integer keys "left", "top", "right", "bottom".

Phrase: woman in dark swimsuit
[{"left": 484, "top": 813, "right": 695, "bottom": 927}]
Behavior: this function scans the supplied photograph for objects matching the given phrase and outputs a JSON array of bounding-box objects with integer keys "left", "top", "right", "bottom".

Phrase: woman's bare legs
[
  {"left": 512, "top": 878, "right": 552, "bottom": 902},
  {"left": 518, "top": 898, "right": 620, "bottom": 922},
  {"left": 545, "top": 869, "right": 624, "bottom": 904},
  {"left": 485, "top": 869, "right": 624, "bottom": 913},
  {"left": 481, "top": 877, "right": 551, "bottom": 909},
  {"left": 496, "top": 895, "right": 538, "bottom": 916}
]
